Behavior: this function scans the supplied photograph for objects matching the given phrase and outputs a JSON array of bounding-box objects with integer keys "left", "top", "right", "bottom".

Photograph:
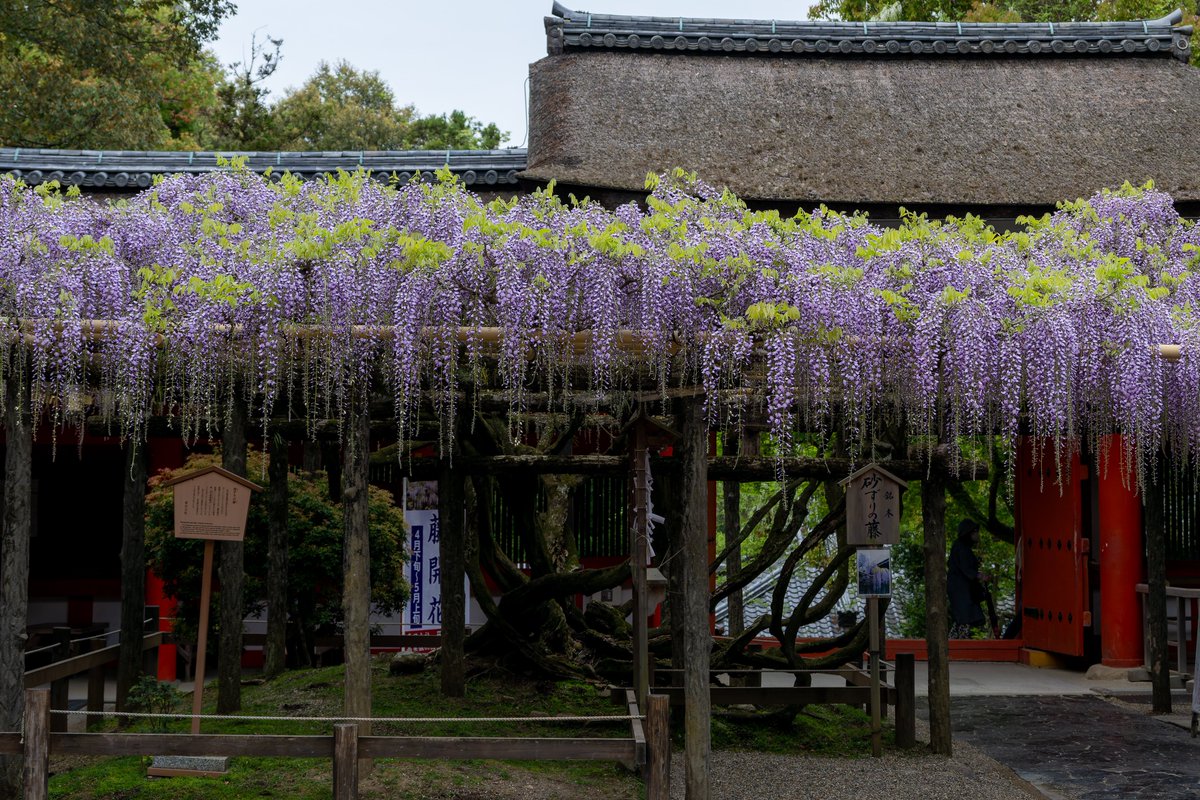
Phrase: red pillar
[
  {"left": 1097, "top": 434, "right": 1144, "bottom": 668},
  {"left": 145, "top": 436, "right": 185, "bottom": 680},
  {"left": 145, "top": 570, "right": 178, "bottom": 681}
]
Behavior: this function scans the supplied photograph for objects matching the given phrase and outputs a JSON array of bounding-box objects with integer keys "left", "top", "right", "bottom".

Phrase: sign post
[
  {"left": 162, "top": 466, "right": 262, "bottom": 735},
  {"left": 842, "top": 464, "right": 906, "bottom": 758}
]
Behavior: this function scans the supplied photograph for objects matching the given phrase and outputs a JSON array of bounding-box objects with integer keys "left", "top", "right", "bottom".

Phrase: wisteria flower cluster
[{"left": 0, "top": 167, "right": 1197, "bottom": 480}]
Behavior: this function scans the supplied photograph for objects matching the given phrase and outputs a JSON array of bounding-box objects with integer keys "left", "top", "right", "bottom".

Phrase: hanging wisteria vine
[{"left": 0, "top": 166, "right": 1197, "bottom": 481}]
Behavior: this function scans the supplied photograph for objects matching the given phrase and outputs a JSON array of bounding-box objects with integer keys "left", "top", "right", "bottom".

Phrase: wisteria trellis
[{"left": 1, "top": 167, "right": 1197, "bottom": 482}]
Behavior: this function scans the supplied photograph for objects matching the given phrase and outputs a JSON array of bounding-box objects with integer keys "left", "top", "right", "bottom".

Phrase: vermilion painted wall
[{"left": 1096, "top": 435, "right": 1144, "bottom": 668}]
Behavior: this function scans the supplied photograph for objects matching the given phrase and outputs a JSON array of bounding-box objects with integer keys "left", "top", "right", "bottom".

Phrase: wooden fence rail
[
  {"left": 642, "top": 655, "right": 917, "bottom": 748},
  {"left": 6, "top": 688, "right": 672, "bottom": 800}
]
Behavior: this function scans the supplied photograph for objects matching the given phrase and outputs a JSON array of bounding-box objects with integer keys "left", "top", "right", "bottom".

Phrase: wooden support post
[
  {"left": 724, "top": 431, "right": 755, "bottom": 644},
  {"left": 679, "top": 398, "right": 711, "bottom": 800},
  {"left": 192, "top": 540, "right": 215, "bottom": 735},
  {"left": 878, "top": 600, "right": 888, "bottom": 722},
  {"left": 0, "top": 366, "right": 32, "bottom": 799},
  {"left": 895, "top": 653, "right": 916, "bottom": 749},
  {"left": 49, "top": 628, "right": 71, "bottom": 734},
  {"left": 117, "top": 441, "right": 147, "bottom": 712},
  {"left": 343, "top": 407, "right": 374, "bottom": 739},
  {"left": 923, "top": 468, "right": 952, "bottom": 755},
  {"left": 264, "top": 433, "right": 289, "bottom": 679},
  {"left": 645, "top": 693, "right": 671, "bottom": 800},
  {"left": 217, "top": 395, "right": 248, "bottom": 715},
  {"left": 332, "top": 722, "right": 359, "bottom": 800},
  {"left": 23, "top": 688, "right": 49, "bottom": 800},
  {"left": 143, "top": 606, "right": 160, "bottom": 677},
  {"left": 87, "top": 639, "right": 106, "bottom": 732},
  {"left": 868, "top": 598, "right": 882, "bottom": 757},
  {"left": 631, "top": 422, "right": 650, "bottom": 710},
  {"left": 438, "top": 454, "right": 466, "bottom": 699},
  {"left": 1146, "top": 475, "right": 1172, "bottom": 713}
]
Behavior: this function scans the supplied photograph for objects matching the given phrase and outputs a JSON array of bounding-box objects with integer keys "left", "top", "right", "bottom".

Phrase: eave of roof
[
  {"left": 546, "top": 3, "right": 1193, "bottom": 62},
  {"left": 0, "top": 148, "right": 528, "bottom": 190}
]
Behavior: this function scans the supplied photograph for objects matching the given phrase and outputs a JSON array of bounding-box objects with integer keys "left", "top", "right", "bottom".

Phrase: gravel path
[{"left": 669, "top": 718, "right": 1044, "bottom": 800}]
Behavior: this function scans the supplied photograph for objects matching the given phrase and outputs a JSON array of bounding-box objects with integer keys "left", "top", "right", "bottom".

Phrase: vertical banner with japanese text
[{"left": 403, "top": 480, "right": 469, "bottom": 635}]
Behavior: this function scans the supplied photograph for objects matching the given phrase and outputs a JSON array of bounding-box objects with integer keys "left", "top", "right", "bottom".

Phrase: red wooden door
[{"left": 1016, "top": 438, "right": 1090, "bottom": 656}]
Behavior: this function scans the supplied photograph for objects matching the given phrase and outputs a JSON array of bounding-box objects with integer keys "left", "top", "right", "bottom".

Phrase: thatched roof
[{"left": 526, "top": 7, "right": 1200, "bottom": 206}]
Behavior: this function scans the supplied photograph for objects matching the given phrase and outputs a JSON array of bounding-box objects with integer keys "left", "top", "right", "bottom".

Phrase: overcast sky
[{"left": 211, "top": 2, "right": 817, "bottom": 148}]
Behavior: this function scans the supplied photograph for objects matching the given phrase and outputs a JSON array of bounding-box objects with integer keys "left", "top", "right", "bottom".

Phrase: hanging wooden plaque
[
  {"left": 164, "top": 465, "right": 262, "bottom": 542},
  {"left": 841, "top": 463, "right": 907, "bottom": 546}
]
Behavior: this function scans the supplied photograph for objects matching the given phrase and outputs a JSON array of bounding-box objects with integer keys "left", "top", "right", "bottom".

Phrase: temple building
[{"left": 3, "top": 4, "right": 1200, "bottom": 675}]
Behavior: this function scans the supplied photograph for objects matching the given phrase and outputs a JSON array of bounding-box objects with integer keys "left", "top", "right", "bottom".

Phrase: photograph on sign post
[{"left": 857, "top": 548, "right": 892, "bottom": 597}]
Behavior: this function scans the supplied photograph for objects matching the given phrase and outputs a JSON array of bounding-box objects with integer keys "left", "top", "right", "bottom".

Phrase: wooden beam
[
  {"left": 49, "top": 732, "right": 334, "bottom": 757},
  {"left": 357, "top": 736, "right": 636, "bottom": 761},
  {"left": 393, "top": 454, "right": 991, "bottom": 481},
  {"left": 24, "top": 633, "right": 163, "bottom": 688},
  {"left": 653, "top": 685, "right": 890, "bottom": 706}
]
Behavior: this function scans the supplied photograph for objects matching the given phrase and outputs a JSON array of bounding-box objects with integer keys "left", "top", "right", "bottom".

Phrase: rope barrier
[{"left": 49, "top": 709, "right": 641, "bottom": 723}]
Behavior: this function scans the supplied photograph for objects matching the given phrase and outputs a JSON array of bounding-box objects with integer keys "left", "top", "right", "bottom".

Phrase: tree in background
[
  {"left": 407, "top": 110, "right": 505, "bottom": 151},
  {"left": 207, "top": 34, "right": 284, "bottom": 151},
  {"left": 144, "top": 448, "right": 409, "bottom": 671},
  {"left": 271, "top": 61, "right": 504, "bottom": 152},
  {"left": 0, "top": 4, "right": 507, "bottom": 152},
  {"left": 272, "top": 60, "right": 413, "bottom": 151},
  {"left": 0, "top": 0, "right": 234, "bottom": 148}
]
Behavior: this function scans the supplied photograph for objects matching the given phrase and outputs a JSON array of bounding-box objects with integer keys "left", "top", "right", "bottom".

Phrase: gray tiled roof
[
  {"left": 0, "top": 148, "right": 528, "bottom": 190},
  {"left": 714, "top": 540, "right": 906, "bottom": 640},
  {"left": 715, "top": 540, "right": 1015, "bottom": 641},
  {"left": 547, "top": 4, "right": 1192, "bottom": 61}
]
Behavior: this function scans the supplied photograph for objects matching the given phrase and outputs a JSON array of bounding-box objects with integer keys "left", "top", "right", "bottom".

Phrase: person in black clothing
[{"left": 948, "top": 519, "right": 988, "bottom": 639}]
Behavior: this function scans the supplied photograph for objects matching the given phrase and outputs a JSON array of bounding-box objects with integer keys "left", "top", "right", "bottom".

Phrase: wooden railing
[
  {"left": 1, "top": 688, "right": 671, "bottom": 800},
  {"left": 1137, "top": 583, "right": 1200, "bottom": 676},
  {"left": 644, "top": 653, "right": 918, "bottom": 749},
  {"left": 23, "top": 628, "right": 163, "bottom": 733}
]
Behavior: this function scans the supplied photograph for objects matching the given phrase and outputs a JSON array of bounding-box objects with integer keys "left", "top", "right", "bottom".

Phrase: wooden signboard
[
  {"left": 165, "top": 466, "right": 262, "bottom": 542},
  {"left": 840, "top": 463, "right": 906, "bottom": 547},
  {"left": 162, "top": 466, "right": 261, "bottom": 734}
]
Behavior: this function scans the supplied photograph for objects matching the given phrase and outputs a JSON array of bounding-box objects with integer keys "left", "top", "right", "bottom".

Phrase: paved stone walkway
[{"left": 922, "top": 694, "right": 1200, "bottom": 799}]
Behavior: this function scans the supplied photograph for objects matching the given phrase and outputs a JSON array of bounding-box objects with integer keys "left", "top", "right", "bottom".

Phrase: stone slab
[{"left": 147, "top": 755, "right": 229, "bottom": 778}]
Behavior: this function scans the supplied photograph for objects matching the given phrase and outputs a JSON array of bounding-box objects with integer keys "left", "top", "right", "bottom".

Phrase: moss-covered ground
[{"left": 47, "top": 659, "right": 903, "bottom": 799}]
